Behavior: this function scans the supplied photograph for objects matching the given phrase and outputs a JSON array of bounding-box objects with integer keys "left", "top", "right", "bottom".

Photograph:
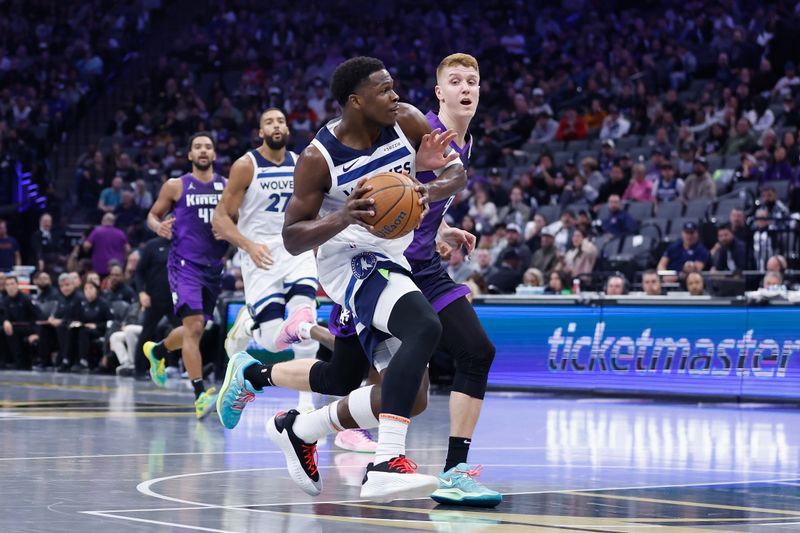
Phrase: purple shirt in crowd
[
  {"left": 404, "top": 111, "right": 472, "bottom": 262},
  {"left": 171, "top": 172, "right": 228, "bottom": 267},
  {"left": 88, "top": 225, "right": 128, "bottom": 275}
]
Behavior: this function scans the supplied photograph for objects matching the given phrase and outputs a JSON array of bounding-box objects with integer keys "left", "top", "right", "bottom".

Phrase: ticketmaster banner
[{"left": 481, "top": 304, "right": 800, "bottom": 400}]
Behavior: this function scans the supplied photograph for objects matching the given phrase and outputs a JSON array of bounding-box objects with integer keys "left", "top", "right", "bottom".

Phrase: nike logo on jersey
[{"left": 342, "top": 161, "right": 358, "bottom": 172}]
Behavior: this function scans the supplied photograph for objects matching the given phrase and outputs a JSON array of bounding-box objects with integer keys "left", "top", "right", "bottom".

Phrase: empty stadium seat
[
  {"left": 626, "top": 201, "right": 654, "bottom": 221},
  {"left": 656, "top": 200, "right": 683, "bottom": 219},
  {"left": 684, "top": 199, "right": 710, "bottom": 219},
  {"left": 536, "top": 204, "right": 561, "bottom": 224}
]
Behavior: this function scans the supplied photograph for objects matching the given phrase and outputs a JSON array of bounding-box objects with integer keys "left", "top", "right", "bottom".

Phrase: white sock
[
  {"left": 348, "top": 385, "right": 379, "bottom": 428},
  {"left": 291, "top": 404, "right": 339, "bottom": 443},
  {"left": 297, "top": 390, "right": 315, "bottom": 412},
  {"left": 374, "top": 414, "right": 409, "bottom": 464},
  {"left": 298, "top": 321, "right": 313, "bottom": 340}
]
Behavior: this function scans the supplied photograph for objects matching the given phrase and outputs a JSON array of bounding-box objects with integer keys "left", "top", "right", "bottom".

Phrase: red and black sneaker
[
  {"left": 360, "top": 455, "right": 439, "bottom": 502},
  {"left": 266, "top": 409, "right": 322, "bottom": 496}
]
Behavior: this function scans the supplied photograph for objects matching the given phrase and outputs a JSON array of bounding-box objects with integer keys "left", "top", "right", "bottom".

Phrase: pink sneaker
[
  {"left": 275, "top": 304, "right": 314, "bottom": 351},
  {"left": 334, "top": 428, "right": 378, "bottom": 453}
]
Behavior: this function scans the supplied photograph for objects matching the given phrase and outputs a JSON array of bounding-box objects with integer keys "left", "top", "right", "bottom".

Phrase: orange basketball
[{"left": 361, "top": 172, "right": 422, "bottom": 239}]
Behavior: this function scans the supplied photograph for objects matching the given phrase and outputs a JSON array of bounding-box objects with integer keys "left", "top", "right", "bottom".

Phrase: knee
[
  {"left": 476, "top": 338, "right": 497, "bottom": 371},
  {"left": 410, "top": 379, "right": 429, "bottom": 417},
  {"left": 309, "top": 360, "right": 363, "bottom": 396},
  {"left": 415, "top": 311, "right": 442, "bottom": 346},
  {"left": 184, "top": 319, "right": 204, "bottom": 339}
]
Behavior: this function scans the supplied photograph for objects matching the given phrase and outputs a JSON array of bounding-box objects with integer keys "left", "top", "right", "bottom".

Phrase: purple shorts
[
  {"left": 408, "top": 254, "right": 471, "bottom": 313},
  {"left": 167, "top": 254, "right": 223, "bottom": 321}
]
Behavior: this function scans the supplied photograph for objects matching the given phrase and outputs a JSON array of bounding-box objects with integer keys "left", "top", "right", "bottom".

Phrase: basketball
[{"left": 361, "top": 172, "right": 422, "bottom": 239}]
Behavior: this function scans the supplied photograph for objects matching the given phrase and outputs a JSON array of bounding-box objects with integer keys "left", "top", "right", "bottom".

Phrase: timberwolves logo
[{"left": 351, "top": 252, "right": 377, "bottom": 280}]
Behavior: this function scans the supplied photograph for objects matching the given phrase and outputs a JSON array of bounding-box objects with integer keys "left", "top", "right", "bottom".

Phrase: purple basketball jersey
[
  {"left": 404, "top": 111, "right": 471, "bottom": 262},
  {"left": 171, "top": 173, "right": 228, "bottom": 267}
]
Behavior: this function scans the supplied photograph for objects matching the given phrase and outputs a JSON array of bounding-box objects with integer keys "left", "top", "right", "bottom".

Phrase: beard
[
  {"left": 193, "top": 160, "right": 212, "bottom": 171},
  {"left": 266, "top": 133, "right": 289, "bottom": 150}
]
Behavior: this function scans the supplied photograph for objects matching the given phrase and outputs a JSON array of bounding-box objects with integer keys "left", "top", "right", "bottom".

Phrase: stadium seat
[
  {"left": 615, "top": 136, "right": 640, "bottom": 150},
  {"left": 640, "top": 218, "right": 667, "bottom": 241},
  {"left": 566, "top": 139, "right": 590, "bottom": 151},
  {"left": 553, "top": 151, "right": 574, "bottom": 168},
  {"left": 656, "top": 200, "right": 683, "bottom": 219},
  {"left": 714, "top": 198, "right": 744, "bottom": 218},
  {"left": 732, "top": 181, "right": 758, "bottom": 194},
  {"left": 596, "top": 204, "right": 611, "bottom": 221},
  {"left": 536, "top": 204, "right": 561, "bottom": 224},
  {"left": 626, "top": 201, "right": 654, "bottom": 221},
  {"left": 761, "top": 180, "right": 791, "bottom": 200},
  {"left": 684, "top": 199, "right": 710, "bottom": 219}
]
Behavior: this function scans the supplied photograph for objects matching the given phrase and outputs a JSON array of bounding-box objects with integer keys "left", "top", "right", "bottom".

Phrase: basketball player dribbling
[
  {"left": 219, "top": 56, "right": 467, "bottom": 502},
  {"left": 143, "top": 132, "right": 227, "bottom": 418}
]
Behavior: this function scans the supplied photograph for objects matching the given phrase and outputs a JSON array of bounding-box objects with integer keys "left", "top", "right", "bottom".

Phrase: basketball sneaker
[
  {"left": 334, "top": 429, "right": 378, "bottom": 453},
  {"left": 275, "top": 305, "right": 314, "bottom": 351},
  {"left": 360, "top": 455, "right": 439, "bottom": 502},
  {"left": 217, "top": 351, "right": 261, "bottom": 429},
  {"left": 430, "top": 464, "right": 502, "bottom": 507},
  {"left": 225, "top": 306, "right": 254, "bottom": 357},
  {"left": 143, "top": 341, "right": 166, "bottom": 388},
  {"left": 267, "top": 409, "right": 322, "bottom": 496},
  {"left": 194, "top": 387, "right": 218, "bottom": 419}
]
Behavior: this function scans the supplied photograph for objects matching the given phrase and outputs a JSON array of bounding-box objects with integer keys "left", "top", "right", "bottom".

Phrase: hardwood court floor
[{"left": 2, "top": 371, "right": 800, "bottom": 532}]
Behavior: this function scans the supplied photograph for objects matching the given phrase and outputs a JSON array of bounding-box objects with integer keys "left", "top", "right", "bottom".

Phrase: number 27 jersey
[{"left": 237, "top": 149, "right": 300, "bottom": 242}]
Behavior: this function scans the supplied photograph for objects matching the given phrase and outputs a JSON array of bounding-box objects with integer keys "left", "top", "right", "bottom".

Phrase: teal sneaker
[
  {"left": 430, "top": 464, "right": 502, "bottom": 507},
  {"left": 216, "top": 351, "right": 261, "bottom": 429},
  {"left": 195, "top": 387, "right": 218, "bottom": 419},
  {"left": 143, "top": 341, "right": 167, "bottom": 388}
]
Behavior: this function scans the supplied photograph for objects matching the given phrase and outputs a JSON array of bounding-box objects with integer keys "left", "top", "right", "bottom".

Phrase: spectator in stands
[
  {"left": 686, "top": 272, "right": 706, "bottom": 296},
  {"left": 447, "top": 247, "right": 472, "bottom": 284},
  {"left": 486, "top": 248, "right": 523, "bottom": 294},
  {"left": 773, "top": 61, "right": 800, "bottom": 95},
  {"left": 524, "top": 213, "right": 547, "bottom": 251},
  {"left": 732, "top": 153, "right": 761, "bottom": 184},
  {"left": 98, "top": 176, "right": 125, "bottom": 214},
  {"left": 0, "top": 220, "right": 21, "bottom": 272},
  {"left": 114, "top": 190, "right": 145, "bottom": 245},
  {"left": 472, "top": 249, "right": 494, "bottom": 279},
  {"left": 560, "top": 172, "right": 598, "bottom": 207},
  {"left": 468, "top": 186, "right": 499, "bottom": 230},
  {"left": 132, "top": 179, "right": 153, "bottom": 211},
  {"left": 486, "top": 168, "right": 509, "bottom": 208},
  {"left": 530, "top": 88, "right": 553, "bottom": 117},
  {"left": 496, "top": 224, "right": 531, "bottom": 271},
  {"left": 599, "top": 104, "right": 631, "bottom": 140},
  {"left": 102, "top": 261, "right": 136, "bottom": 303},
  {"left": 762, "top": 271, "right": 784, "bottom": 290},
  {"left": 783, "top": 130, "right": 800, "bottom": 165},
  {"left": 605, "top": 275, "right": 627, "bottom": 296},
  {"left": 544, "top": 270, "right": 568, "bottom": 295},
  {"left": 622, "top": 163, "right": 654, "bottom": 202},
  {"left": 33, "top": 271, "right": 58, "bottom": 303},
  {"left": 521, "top": 268, "right": 543, "bottom": 287},
  {"left": 710, "top": 223, "right": 748, "bottom": 272},
  {"left": 531, "top": 229, "right": 558, "bottom": 274},
  {"left": 562, "top": 228, "right": 597, "bottom": 277},
  {"left": 681, "top": 157, "right": 716, "bottom": 201},
  {"left": 602, "top": 194, "right": 638, "bottom": 237},
  {"left": 641, "top": 270, "right": 663, "bottom": 296},
  {"left": 598, "top": 139, "right": 616, "bottom": 175},
  {"left": 751, "top": 207, "right": 775, "bottom": 271},
  {"left": 83, "top": 213, "right": 130, "bottom": 277},
  {"left": 729, "top": 207, "right": 748, "bottom": 242},
  {"left": 653, "top": 161, "right": 685, "bottom": 203},
  {"left": 759, "top": 186, "right": 791, "bottom": 224},
  {"left": 596, "top": 164, "right": 629, "bottom": 207},
  {"left": 761, "top": 147, "right": 796, "bottom": 184},
  {"left": 555, "top": 108, "right": 588, "bottom": 142},
  {"left": 766, "top": 254, "right": 787, "bottom": 274},
  {"left": 2, "top": 276, "right": 39, "bottom": 369},
  {"left": 528, "top": 111, "right": 559, "bottom": 145},
  {"left": 658, "top": 221, "right": 710, "bottom": 273},
  {"left": 584, "top": 98, "right": 607, "bottom": 133},
  {"left": 36, "top": 273, "right": 81, "bottom": 372},
  {"left": 498, "top": 186, "right": 531, "bottom": 228},
  {"left": 779, "top": 96, "right": 800, "bottom": 130},
  {"left": 542, "top": 211, "right": 574, "bottom": 255},
  {"left": 30, "top": 213, "right": 65, "bottom": 273},
  {"left": 724, "top": 118, "right": 759, "bottom": 156},
  {"left": 580, "top": 157, "right": 606, "bottom": 191}
]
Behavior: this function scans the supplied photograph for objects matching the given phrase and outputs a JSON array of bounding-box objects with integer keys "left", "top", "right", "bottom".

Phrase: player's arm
[
  {"left": 147, "top": 179, "right": 181, "bottom": 239},
  {"left": 212, "top": 157, "right": 274, "bottom": 269},
  {"left": 283, "top": 145, "right": 375, "bottom": 256},
  {"left": 437, "top": 219, "right": 476, "bottom": 258},
  {"left": 397, "top": 103, "right": 467, "bottom": 202}
]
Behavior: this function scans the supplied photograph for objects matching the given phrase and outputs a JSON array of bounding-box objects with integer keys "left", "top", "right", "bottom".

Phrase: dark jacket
[
  {"left": 77, "top": 297, "right": 112, "bottom": 335},
  {"left": 135, "top": 237, "right": 172, "bottom": 305},
  {"left": 3, "top": 293, "right": 39, "bottom": 324},
  {"left": 712, "top": 238, "right": 748, "bottom": 271}
]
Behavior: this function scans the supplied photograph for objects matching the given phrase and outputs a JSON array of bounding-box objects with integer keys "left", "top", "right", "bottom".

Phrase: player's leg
[{"left": 432, "top": 296, "right": 501, "bottom": 507}]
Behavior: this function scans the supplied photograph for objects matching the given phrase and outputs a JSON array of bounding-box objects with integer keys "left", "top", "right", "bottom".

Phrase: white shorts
[{"left": 240, "top": 236, "right": 318, "bottom": 323}]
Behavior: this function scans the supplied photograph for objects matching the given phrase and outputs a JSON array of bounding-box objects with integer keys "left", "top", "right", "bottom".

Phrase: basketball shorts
[
  {"left": 167, "top": 254, "right": 223, "bottom": 321},
  {"left": 408, "top": 253, "right": 472, "bottom": 313},
  {"left": 240, "top": 238, "right": 318, "bottom": 324}
]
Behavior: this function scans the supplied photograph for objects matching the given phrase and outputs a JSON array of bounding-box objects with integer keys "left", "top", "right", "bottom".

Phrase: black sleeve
[
  {"left": 30, "top": 232, "right": 42, "bottom": 262},
  {"left": 96, "top": 301, "right": 112, "bottom": 334},
  {"left": 134, "top": 242, "right": 151, "bottom": 293},
  {"left": 23, "top": 295, "right": 40, "bottom": 322}
]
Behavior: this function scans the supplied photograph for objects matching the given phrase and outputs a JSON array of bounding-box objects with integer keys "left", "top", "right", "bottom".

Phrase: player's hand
[
  {"left": 157, "top": 217, "right": 175, "bottom": 240},
  {"left": 3, "top": 320, "right": 12, "bottom": 336},
  {"left": 436, "top": 239, "right": 453, "bottom": 260},
  {"left": 440, "top": 226, "right": 477, "bottom": 258},
  {"left": 416, "top": 128, "right": 460, "bottom": 172},
  {"left": 139, "top": 291, "right": 151, "bottom": 309},
  {"left": 246, "top": 242, "right": 274, "bottom": 270},
  {"left": 339, "top": 178, "right": 375, "bottom": 230}
]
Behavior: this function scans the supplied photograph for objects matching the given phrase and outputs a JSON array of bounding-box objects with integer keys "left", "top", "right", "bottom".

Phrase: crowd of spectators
[{"left": 3, "top": 1, "right": 800, "bottom": 372}]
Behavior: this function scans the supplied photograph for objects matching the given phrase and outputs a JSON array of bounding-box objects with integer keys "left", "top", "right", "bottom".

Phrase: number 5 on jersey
[{"left": 265, "top": 192, "right": 292, "bottom": 213}]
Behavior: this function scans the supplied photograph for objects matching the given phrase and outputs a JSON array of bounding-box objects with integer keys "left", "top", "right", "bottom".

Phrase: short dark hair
[
  {"left": 5, "top": 275, "right": 17, "bottom": 283},
  {"left": 717, "top": 222, "right": 733, "bottom": 232},
  {"left": 188, "top": 131, "right": 215, "bottom": 151},
  {"left": 260, "top": 107, "right": 287, "bottom": 122},
  {"left": 330, "top": 57, "right": 386, "bottom": 106}
]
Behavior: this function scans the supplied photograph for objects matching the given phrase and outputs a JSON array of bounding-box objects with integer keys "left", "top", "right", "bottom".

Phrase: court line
[{"left": 84, "top": 511, "right": 239, "bottom": 533}]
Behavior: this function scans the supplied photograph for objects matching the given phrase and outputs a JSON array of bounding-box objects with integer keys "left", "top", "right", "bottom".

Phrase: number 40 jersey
[{"left": 238, "top": 149, "right": 299, "bottom": 242}]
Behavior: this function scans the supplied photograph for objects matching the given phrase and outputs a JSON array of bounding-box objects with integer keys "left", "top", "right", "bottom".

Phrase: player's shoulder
[{"left": 396, "top": 103, "right": 429, "bottom": 141}]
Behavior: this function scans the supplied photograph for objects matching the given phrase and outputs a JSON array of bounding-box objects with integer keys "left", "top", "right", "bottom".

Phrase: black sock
[
  {"left": 191, "top": 378, "right": 205, "bottom": 399},
  {"left": 444, "top": 436, "right": 471, "bottom": 471},
  {"left": 152, "top": 342, "right": 169, "bottom": 360},
  {"left": 244, "top": 363, "right": 273, "bottom": 391}
]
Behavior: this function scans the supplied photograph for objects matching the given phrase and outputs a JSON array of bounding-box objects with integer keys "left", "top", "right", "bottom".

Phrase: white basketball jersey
[
  {"left": 238, "top": 149, "right": 299, "bottom": 242},
  {"left": 310, "top": 119, "right": 417, "bottom": 268}
]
